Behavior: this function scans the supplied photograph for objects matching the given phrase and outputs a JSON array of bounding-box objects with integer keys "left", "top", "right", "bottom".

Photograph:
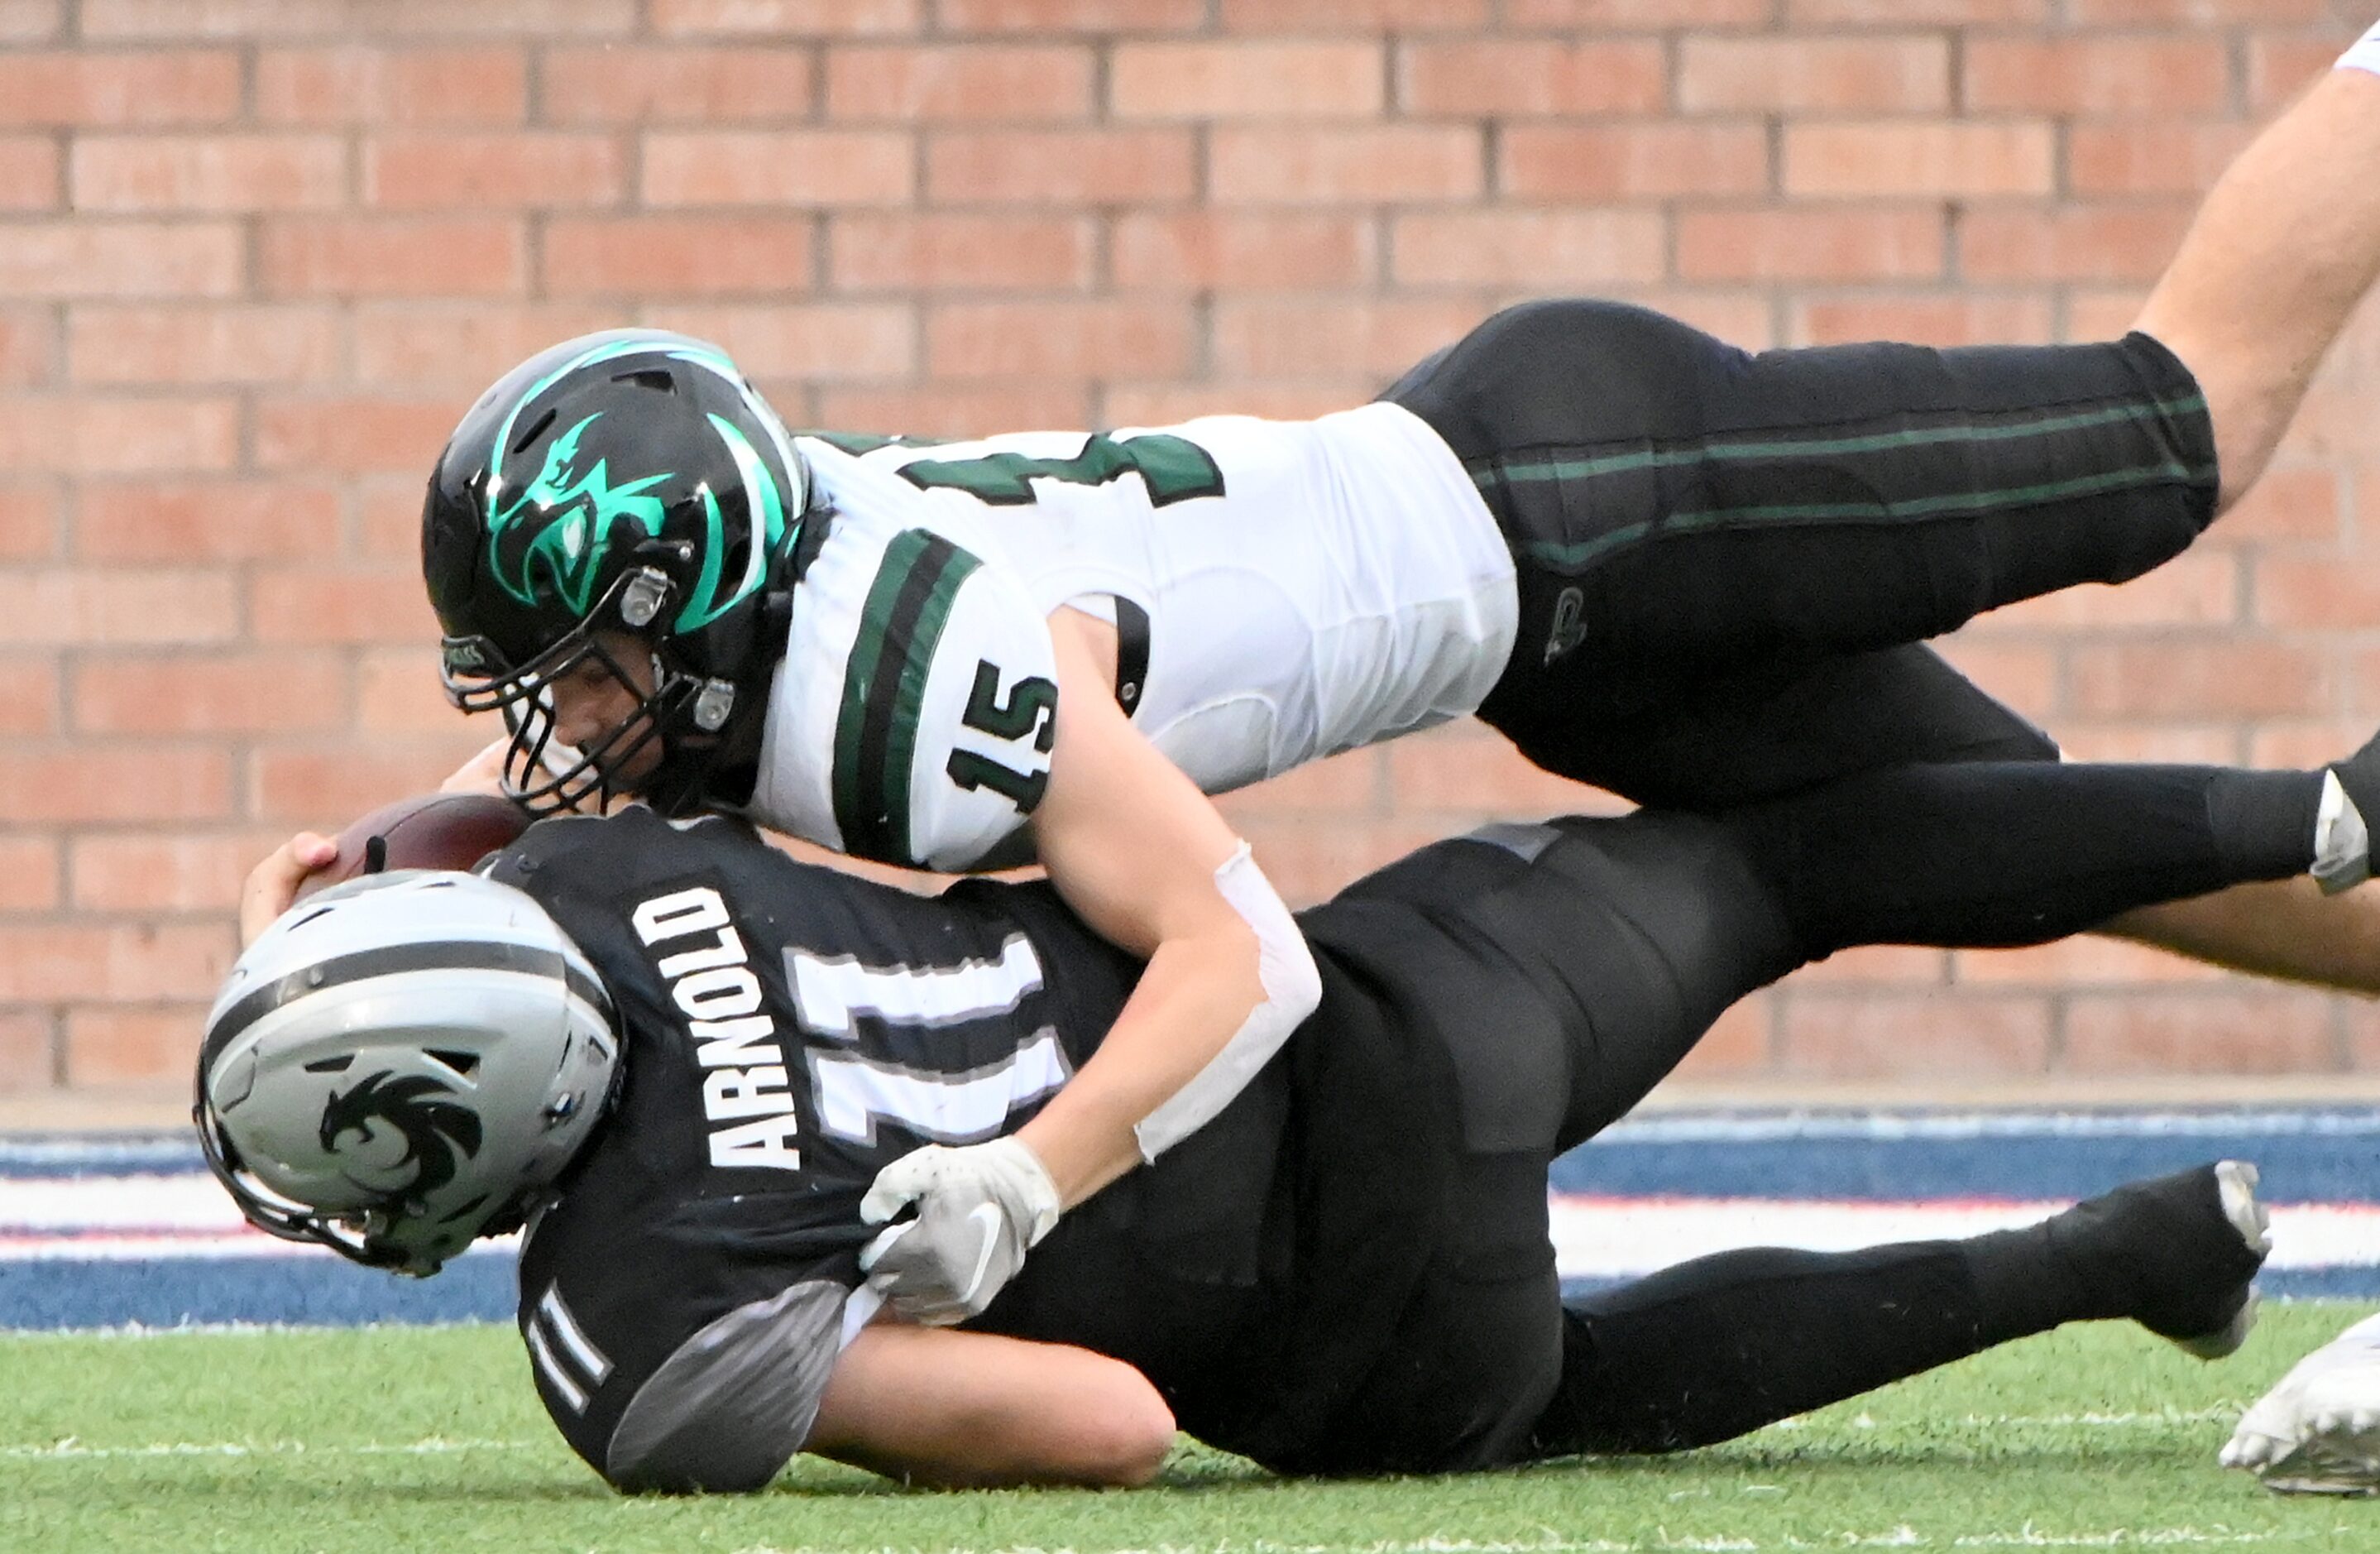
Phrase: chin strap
[{"left": 678, "top": 589, "right": 794, "bottom": 814}]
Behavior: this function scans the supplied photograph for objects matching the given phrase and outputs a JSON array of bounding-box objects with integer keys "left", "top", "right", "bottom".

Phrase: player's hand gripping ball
[{"left": 290, "top": 793, "right": 534, "bottom": 901}]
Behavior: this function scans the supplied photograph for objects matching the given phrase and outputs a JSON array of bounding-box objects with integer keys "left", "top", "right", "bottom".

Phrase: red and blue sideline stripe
[{"left": 2, "top": 1107, "right": 2375, "bottom": 1329}]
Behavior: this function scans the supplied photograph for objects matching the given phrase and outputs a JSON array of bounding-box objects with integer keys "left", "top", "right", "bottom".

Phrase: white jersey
[{"left": 747, "top": 401, "right": 1516, "bottom": 872}]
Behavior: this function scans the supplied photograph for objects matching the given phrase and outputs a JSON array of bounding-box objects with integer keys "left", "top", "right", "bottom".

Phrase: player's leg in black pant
[
  {"left": 1500, "top": 640, "right": 2066, "bottom": 812},
  {"left": 1382, "top": 299, "right": 2219, "bottom": 802},
  {"left": 1525, "top": 1161, "right": 2269, "bottom": 1460},
  {"left": 1386, "top": 299, "right": 2217, "bottom": 710},
  {"left": 1295, "top": 741, "right": 2371, "bottom": 1473},
  {"left": 1309, "top": 749, "right": 2348, "bottom": 1158},
  {"left": 1712, "top": 757, "right": 2330, "bottom": 957}
]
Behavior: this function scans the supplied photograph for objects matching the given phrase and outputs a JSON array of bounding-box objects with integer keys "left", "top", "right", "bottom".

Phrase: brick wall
[{"left": 2, "top": 0, "right": 2375, "bottom": 1098}]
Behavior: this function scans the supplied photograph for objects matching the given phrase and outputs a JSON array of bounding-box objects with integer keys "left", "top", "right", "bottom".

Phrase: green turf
[{"left": 1, "top": 1303, "right": 2375, "bottom": 1553}]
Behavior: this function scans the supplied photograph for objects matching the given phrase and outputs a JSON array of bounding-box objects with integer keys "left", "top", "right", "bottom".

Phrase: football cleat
[
  {"left": 2165, "top": 1159, "right": 2272, "bottom": 1360},
  {"left": 2224, "top": 1313, "right": 2380, "bottom": 1495}
]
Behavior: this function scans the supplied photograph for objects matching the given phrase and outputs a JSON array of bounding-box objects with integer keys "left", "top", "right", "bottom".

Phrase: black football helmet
[{"left": 424, "top": 329, "right": 808, "bottom": 816}]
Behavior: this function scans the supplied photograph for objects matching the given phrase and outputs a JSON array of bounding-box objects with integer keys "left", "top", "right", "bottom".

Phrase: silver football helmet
[{"left": 195, "top": 870, "right": 619, "bottom": 1276}]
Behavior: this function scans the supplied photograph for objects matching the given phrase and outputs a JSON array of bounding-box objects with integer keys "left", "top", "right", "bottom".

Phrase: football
[{"left": 292, "top": 792, "right": 535, "bottom": 901}]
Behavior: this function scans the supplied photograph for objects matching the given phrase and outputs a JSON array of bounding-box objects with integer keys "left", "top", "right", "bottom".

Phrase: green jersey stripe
[{"left": 831, "top": 530, "right": 983, "bottom": 867}]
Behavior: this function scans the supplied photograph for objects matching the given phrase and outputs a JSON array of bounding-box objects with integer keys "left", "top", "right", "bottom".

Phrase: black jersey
[
  {"left": 491, "top": 806, "right": 1148, "bottom": 1491},
  {"left": 492, "top": 806, "right": 1453, "bottom": 1491},
  {"left": 968, "top": 947, "right": 1453, "bottom": 1470}
]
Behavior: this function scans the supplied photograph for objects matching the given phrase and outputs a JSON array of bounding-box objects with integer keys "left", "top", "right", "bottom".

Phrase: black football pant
[
  {"left": 1290, "top": 755, "right": 2320, "bottom": 1474},
  {"left": 1383, "top": 300, "right": 2219, "bottom": 808}
]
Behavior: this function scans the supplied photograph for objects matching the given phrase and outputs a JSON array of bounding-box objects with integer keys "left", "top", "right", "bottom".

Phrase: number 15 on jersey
[{"left": 946, "top": 659, "right": 1056, "bottom": 813}]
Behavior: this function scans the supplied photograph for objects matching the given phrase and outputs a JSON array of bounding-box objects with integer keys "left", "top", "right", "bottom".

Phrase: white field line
[
  {"left": 1767, "top": 1408, "right": 2244, "bottom": 1430},
  {"left": 0, "top": 1233, "right": 523, "bottom": 1261},
  {"left": 1953, "top": 1408, "right": 2239, "bottom": 1427},
  {"left": 0, "top": 1318, "right": 505, "bottom": 1338},
  {"left": 716, "top": 1530, "right": 2314, "bottom": 1554},
  {"left": 0, "top": 1174, "right": 253, "bottom": 1231},
  {"left": 0, "top": 1413, "right": 2271, "bottom": 1475},
  {"left": 0, "top": 1436, "right": 539, "bottom": 1461},
  {"left": 0, "top": 1408, "right": 2247, "bottom": 1440}
]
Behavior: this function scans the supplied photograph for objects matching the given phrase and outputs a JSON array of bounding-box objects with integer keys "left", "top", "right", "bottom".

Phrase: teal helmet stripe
[
  {"left": 730, "top": 372, "right": 810, "bottom": 518},
  {"left": 486, "top": 333, "right": 688, "bottom": 495},
  {"left": 676, "top": 411, "right": 791, "bottom": 633}
]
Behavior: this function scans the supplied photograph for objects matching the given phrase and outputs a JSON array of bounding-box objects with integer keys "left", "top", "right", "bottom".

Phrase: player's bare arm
[
  {"left": 239, "top": 646, "right": 649, "bottom": 942},
  {"left": 2098, "top": 878, "right": 2380, "bottom": 995},
  {"left": 237, "top": 832, "right": 338, "bottom": 946},
  {"left": 1012, "top": 609, "right": 1282, "bottom": 1203},
  {"left": 237, "top": 739, "right": 522, "bottom": 945},
  {"left": 807, "top": 1322, "right": 1174, "bottom": 1489},
  {"left": 859, "top": 609, "right": 1320, "bottom": 1323}
]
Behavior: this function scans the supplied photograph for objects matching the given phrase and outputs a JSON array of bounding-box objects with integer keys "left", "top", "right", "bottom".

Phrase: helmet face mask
[
  {"left": 444, "top": 570, "right": 694, "bottom": 816},
  {"left": 424, "top": 329, "right": 807, "bottom": 816},
  {"left": 195, "top": 871, "right": 620, "bottom": 1278}
]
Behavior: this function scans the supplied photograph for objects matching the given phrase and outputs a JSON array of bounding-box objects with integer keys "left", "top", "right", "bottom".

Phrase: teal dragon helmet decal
[
  {"left": 487, "top": 410, "right": 670, "bottom": 617},
  {"left": 481, "top": 333, "right": 794, "bottom": 637}
]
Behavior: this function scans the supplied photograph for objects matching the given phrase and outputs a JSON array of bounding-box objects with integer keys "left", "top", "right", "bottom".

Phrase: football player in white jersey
[{"left": 247, "top": 48, "right": 2380, "bottom": 1324}]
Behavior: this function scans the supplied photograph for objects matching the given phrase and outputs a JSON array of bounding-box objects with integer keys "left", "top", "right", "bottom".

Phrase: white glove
[
  {"left": 2223, "top": 1312, "right": 2380, "bottom": 1494},
  {"left": 858, "top": 1137, "right": 1061, "bottom": 1326}
]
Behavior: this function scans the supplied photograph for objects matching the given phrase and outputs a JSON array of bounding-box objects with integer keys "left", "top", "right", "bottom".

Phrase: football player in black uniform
[{"left": 208, "top": 727, "right": 2380, "bottom": 1493}]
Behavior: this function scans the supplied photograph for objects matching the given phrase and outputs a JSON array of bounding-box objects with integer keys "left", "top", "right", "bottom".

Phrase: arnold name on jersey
[{"left": 630, "top": 882, "right": 802, "bottom": 1174}]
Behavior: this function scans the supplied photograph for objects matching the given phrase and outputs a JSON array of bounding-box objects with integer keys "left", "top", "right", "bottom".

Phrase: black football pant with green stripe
[{"left": 1382, "top": 299, "right": 2221, "bottom": 808}]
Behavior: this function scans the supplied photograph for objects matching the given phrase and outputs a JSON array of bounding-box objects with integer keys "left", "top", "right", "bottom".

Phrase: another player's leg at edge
[
  {"left": 2095, "top": 49, "right": 2380, "bottom": 987},
  {"left": 2105, "top": 37, "right": 2380, "bottom": 1498}
]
